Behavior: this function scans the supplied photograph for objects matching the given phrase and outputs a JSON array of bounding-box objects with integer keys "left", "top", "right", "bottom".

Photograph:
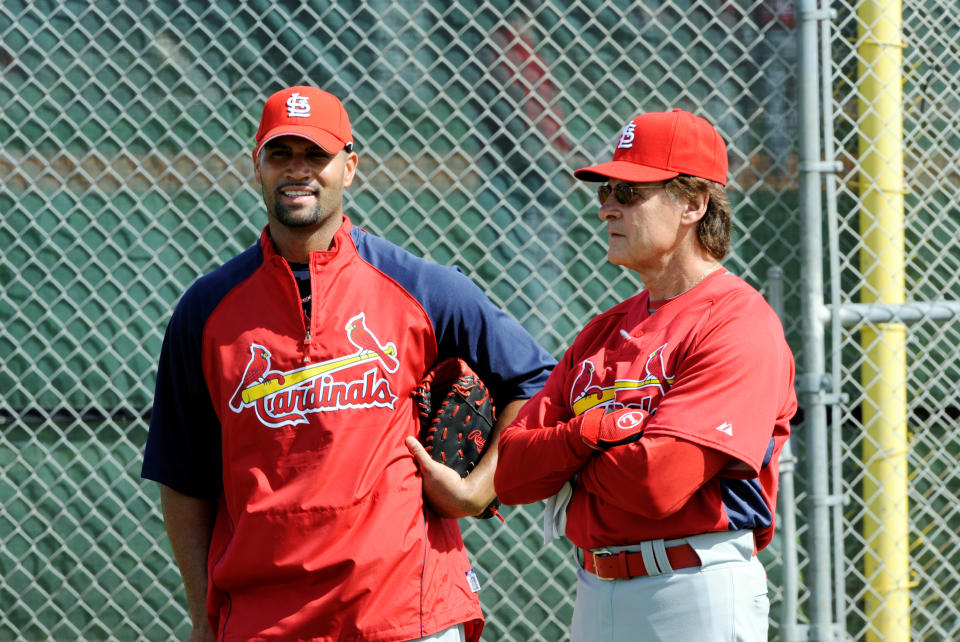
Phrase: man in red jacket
[
  {"left": 495, "top": 109, "right": 796, "bottom": 641},
  {"left": 142, "top": 86, "right": 554, "bottom": 641}
]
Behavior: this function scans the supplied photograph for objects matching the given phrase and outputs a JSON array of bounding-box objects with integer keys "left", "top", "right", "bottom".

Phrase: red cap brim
[
  {"left": 254, "top": 125, "right": 347, "bottom": 159},
  {"left": 573, "top": 160, "right": 680, "bottom": 183}
]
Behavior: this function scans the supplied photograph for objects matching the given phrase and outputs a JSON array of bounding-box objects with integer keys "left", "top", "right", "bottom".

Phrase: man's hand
[{"left": 406, "top": 435, "right": 490, "bottom": 518}]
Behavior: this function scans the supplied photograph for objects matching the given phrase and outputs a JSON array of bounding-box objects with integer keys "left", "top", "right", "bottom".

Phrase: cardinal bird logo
[
  {"left": 229, "top": 344, "right": 271, "bottom": 411},
  {"left": 642, "top": 343, "right": 674, "bottom": 395},
  {"left": 570, "top": 361, "right": 603, "bottom": 411},
  {"left": 345, "top": 312, "right": 400, "bottom": 373}
]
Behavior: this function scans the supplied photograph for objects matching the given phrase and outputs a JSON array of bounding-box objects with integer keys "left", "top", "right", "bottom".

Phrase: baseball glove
[{"left": 414, "top": 357, "right": 502, "bottom": 521}]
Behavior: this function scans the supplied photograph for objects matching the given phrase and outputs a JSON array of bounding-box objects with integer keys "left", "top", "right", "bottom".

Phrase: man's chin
[
  {"left": 606, "top": 250, "right": 627, "bottom": 267},
  {"left": 278, "top": 217, "right": 322, "bottom": 228},
  {"left": 274, "top": 206, "right": 323, "bottom": 228}
]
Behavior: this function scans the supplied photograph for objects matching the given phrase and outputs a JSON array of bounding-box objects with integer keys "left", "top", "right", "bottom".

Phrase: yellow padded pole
[{"left": 857, "top": 1, "right": 910, "bottom": 640}]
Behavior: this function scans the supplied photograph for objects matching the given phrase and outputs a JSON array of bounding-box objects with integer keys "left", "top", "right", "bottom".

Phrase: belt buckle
[{"left": 591, "top": 549, "right": 616, "bottom": 581}]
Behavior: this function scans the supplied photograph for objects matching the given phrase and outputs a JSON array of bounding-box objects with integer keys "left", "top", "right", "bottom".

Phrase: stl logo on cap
[
  {"left": 617, "top": 123, "right": 637, "bottom": 150},
  {"left": 286, "top": 92, "right": 311, "bottom": 118}
]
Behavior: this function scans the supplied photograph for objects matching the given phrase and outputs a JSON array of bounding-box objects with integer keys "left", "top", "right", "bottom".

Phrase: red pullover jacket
[{"left": 142, "top": 217, "right": 554, "bottom": 641}]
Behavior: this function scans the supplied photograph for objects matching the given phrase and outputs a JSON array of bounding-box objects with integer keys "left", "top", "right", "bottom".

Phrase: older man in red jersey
[{"left": 495, "top": 109, "right": 797, "bottom": 641}]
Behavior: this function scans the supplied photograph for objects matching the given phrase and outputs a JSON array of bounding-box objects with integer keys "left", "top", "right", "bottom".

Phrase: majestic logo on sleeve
[
  {"left": 570, "top": 343, "right": 675, "bottom": 416},
  {"left": 228, "top": 312, "right": 399, "bottom": 428},
  {"left": 715, "top": 422, "right": 734, "bottom": 436}
]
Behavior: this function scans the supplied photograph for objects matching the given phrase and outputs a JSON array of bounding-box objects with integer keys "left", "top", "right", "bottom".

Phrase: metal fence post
[
  {"left": 768, "top": 266, "right": 800, "bottom": 642},
  {"left": 796, "top": 0, "right": 836, "bottom": 639}
]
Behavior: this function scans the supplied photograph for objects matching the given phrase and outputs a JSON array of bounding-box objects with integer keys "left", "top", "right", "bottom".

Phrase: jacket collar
[{"left": 258, "top": 215, "right": 355, "bottom": 265}]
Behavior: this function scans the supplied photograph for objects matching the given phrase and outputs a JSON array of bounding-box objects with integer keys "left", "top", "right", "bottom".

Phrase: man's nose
[
  {"left": 599, "top": 202, "right": 619, "bottom": 221},
  {"left": 285, "top": 153, "right": 311, "bottom": 177}
]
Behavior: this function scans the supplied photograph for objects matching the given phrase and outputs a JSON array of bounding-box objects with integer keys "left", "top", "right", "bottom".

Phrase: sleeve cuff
[{"left": 576, "top": 407, "right": 606, "bottom": 451}]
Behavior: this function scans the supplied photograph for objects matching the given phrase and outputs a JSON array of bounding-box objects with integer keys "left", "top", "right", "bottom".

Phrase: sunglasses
[{"left": 597, "top": 183, "right": 663, "bottom": 205}]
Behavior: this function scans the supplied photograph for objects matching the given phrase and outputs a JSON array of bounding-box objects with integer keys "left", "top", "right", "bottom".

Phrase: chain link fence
[
  {"left": 0, "top": 1, "right": 956, "bottom": 640},
  {"left": 828, "top": 2, "right": 960, "bottom": 640}
]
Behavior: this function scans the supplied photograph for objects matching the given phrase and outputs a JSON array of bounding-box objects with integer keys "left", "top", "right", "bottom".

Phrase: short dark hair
[{"left": 665, "top": 175, "right": 730, "bottom": 260}]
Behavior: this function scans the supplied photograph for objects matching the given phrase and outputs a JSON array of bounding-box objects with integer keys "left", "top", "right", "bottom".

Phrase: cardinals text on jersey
[{"left": 227, "top": 313, "right": 400, "bottom": 429}]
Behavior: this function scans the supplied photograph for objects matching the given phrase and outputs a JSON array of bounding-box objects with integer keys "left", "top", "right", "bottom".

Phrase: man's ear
[
  {"left": 342, "top": 150, "right": 359, "bottom": 189},
  {"left": 252, "top": 151, "right": 262, "bottom": 186},
  {"left": 681, "top": 189, "right": 709, "bottom": 225}
]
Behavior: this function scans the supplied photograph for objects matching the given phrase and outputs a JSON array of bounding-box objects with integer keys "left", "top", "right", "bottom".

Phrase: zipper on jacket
[
  {"left": 303, "top": 258, "right": 315, "bottom": 347},
  {"left": 302, "top": 295, "right": 312, "bottom": 346},
  {"left": 302, "top": 257, "right": 320, "bottom": 349},
  {"left": 278, "top": 255, "right": 312, "bottom": 347}
]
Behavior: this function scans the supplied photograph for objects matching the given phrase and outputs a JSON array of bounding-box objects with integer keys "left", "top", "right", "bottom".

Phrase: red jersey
[
  {"left": 142, "top": 217, "right": 554, "bottom": 640},
  {"left": 495, "top": 269, "right": 796, "bottom": 551}
]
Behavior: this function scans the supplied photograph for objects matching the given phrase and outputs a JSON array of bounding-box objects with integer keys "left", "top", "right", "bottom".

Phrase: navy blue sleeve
[
  {"left": 140, "top": 244, "right": 262, "bottom": 499},
  {"left": 352, "top": 228, "right": 555, "bottom": 407}
]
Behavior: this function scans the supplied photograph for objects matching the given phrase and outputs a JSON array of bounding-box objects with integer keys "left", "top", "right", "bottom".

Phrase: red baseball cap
[
  {"left": 574, "top": 109, "right": 728, "bottom": 186},
  {"left": 253, "top": 86, "right": 353, "bottom": 162}
]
